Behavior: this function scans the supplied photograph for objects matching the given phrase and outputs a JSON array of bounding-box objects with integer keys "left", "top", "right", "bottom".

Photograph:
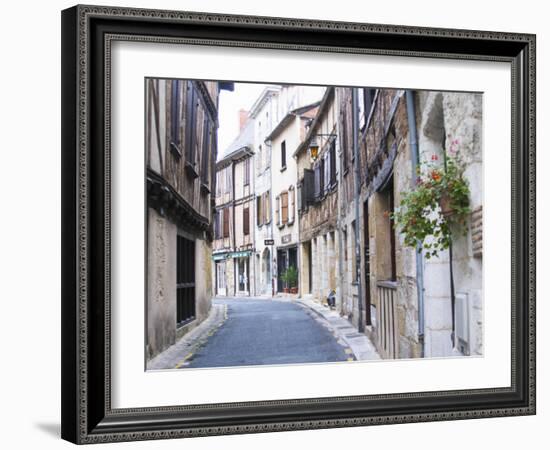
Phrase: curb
[{"left": 296, "top": 298, "right": 381, "bottom": 361}]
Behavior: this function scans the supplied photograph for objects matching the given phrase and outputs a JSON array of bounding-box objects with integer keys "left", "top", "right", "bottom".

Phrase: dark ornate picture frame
[{"left": 61, "top": 4, "right": 536, "bottom": 444}]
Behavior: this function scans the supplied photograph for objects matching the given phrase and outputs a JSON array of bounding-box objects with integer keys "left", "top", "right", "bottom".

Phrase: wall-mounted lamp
[{"left": 308, "top": 133, "right": 336, "bottom": 163}]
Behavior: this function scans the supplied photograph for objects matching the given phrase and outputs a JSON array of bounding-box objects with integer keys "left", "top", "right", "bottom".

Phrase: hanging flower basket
[
  {"left": 439, "top": 192, "right": 455, "bottom": 218},
  {"left": 392, "top": 151, "right": 471, "bottom": 260}
]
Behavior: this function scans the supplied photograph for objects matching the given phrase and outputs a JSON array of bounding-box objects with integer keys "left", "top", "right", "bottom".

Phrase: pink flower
[{"left": 431, "top": 154, "right": 438, "bottom": 161}]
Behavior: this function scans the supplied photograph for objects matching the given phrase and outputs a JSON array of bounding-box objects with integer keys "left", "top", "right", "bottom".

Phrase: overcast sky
[{"left": 217, "top": 82, "right": 269, "bottom": 159}]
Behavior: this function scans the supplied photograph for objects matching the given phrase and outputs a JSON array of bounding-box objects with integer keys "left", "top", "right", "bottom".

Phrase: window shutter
[
  {"left": 341, "top": 106, "right": 348, "bottom": 170},
  {"left": 330, "top": 140, "right": 337, "bottom": 187},
  {"left": 275, "top": 195, "right": 280, "bottom": 225},
  {"left": 314, "top": 165, "right": 320, "bottom": 200},
  {"left": 200, "top": 118, "right": 210, "bottom": 184},
  {"left": 320, "top": 156, "right": 325, "bottom": 196},
  {"left": 281, "top": 192, "right": 288, "bottom": 224},
  {"left": 256, "top": 195, "right": 262, "bottom": 226},
  {"left": 265, "top": 191, "right": 271, "bottom": 224},
  {"left": 297, "top": 181, "right": 302, "bottom": 212},
  {"left": 243, "top": 207, "right": 250, "bottom": 235},
  {"left": 185, "top": 81, "right": 196, "bottom": 163},
  {"left": 223, "top": 207, "right": 230, "bottom": 238},
  {"left": 303, "top": 169, "right": 314, "bottom": 205},
  {"left": 170, "top": 80, "right": 180, "bottom": 150},
  {"left": 289, "top": 188, "right": 295, "bottom": 223}
]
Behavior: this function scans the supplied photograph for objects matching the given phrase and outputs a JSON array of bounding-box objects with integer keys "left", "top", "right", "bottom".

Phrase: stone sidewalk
[
  {"left": 294, "top": 297, "right": 381, "bottom": 361},
  {"left": 147, "top": 302, "right": 228, "bottom": 370}
]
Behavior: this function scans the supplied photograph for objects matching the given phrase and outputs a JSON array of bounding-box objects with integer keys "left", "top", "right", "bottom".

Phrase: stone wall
[
  {"left": 146, "top": 208, "right": 177, "bottom": 360},
  {"left": 417, "top": 91, "right": 483, "bottom": 357}
]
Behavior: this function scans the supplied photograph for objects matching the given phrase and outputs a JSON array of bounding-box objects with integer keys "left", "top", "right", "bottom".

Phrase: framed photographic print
[{"left": 61, "top": 4, "right": 536, "bottom": 444}]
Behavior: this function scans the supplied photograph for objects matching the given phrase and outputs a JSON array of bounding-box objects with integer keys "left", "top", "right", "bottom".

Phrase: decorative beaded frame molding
[{"left": 61, "top": 4, "right": 536, "bottom": 444}]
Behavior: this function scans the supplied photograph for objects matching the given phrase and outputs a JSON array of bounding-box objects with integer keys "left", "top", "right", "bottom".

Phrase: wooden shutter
[
  {"left": 184, "top": 81, "right": 196, "bottom": 163},
  {"left": 313, "top": 161, "right": 321, "bottom": 200},
  {"left": 289, "top": 188, "right": 295, "bottom": 223},
  {"left": 243, "top": 207, "right": 250, "bottom": 235},
  {"left": 265, "top": 191, "right": 271, "bottom": 224},
  {"left": 170, "top": 80, "right": 180, "bottom": 150},
  {"left": 330, "top": 140, "right": 337, "bottom": 186},
  {"left": 256, "top": 195, "right": 262, "bottom": 226},
  {"left": 281, "top": 192, "right": 288, "bottom": 224},
  {"left": 304, "top": 169, "right": 314, "bottom": 205},
  {"left": 200, "top": 118, "right": 211, "bottom": 185},
  {"left": 223, "top": 207, "right": 230, "bottom": 238},
  {"left": 320, "top": 156, "right": 325, "bottom": 196},
  {"left": 341, "top": 101, "right": 349, "bottom": 171}
]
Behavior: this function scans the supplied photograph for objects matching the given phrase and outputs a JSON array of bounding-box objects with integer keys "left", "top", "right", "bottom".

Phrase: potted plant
[
  {"left": 392, "top": 151, "right": 471, "bottom": 259},
  {"left": 280, "top": 268, "right": 290, "bottom": 293},
  {"left": 286, "top": 266, "right": 299, "bottom": 294}
]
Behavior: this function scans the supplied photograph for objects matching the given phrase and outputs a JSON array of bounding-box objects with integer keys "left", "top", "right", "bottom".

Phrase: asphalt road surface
[{"left": 186, "top": 298, "right": 349, "bottom": 368}]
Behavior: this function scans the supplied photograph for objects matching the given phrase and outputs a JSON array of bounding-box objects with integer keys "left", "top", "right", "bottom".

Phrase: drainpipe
[
  {"left": 336, "top": 97, "right": 345, "bottom": 315},
  {"left": 405, "top": 90, "right": 425, "bottom": 356},
  {"left": 265, "top": 140, "right": 275, "bottom": 296},
  {"left": 352, "top": 88, "right": 364, "bottom": 333}
]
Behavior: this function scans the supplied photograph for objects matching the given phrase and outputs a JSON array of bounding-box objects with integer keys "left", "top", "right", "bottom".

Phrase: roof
[
  {"left": 248, "top": 86, "right": 281, "bottom": 118},
  {"left": 293, "top": 87, "right": 335, "bottom": 158},
  {"left": 217, "top": 119, "right": 255, "bottom": 168},
  {"left": 264, "top": 101, "right": 321, "bottom": 143}
]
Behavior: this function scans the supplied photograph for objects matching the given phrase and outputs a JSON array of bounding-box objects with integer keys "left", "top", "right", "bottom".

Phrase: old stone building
[
  {"left": 145, "top": 78, "right": 232, "bottom": 361},
  {"left": 295, "top": 87, "right": 339, "bottom": 302},
  {"left": 212, "top": 120, "right": 255, "bottom": 297},
  {"left": 336, "top": 87, "right": 483, "bottom": 359},
  {"left": 266, "top": 101, "right": 320, "bottom": 294},
  {"left": 248, "top": 85, "right": 326, "bottom": 296}
]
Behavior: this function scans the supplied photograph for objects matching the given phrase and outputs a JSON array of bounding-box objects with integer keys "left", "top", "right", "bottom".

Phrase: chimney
[{"left": 239, "top": 109, "right": 248, "bottom": 131}]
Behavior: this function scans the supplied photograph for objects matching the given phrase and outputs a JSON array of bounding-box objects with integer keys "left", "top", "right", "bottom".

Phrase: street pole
[{"left": 352, "top": 88, "right": 364, "bottom": 333}]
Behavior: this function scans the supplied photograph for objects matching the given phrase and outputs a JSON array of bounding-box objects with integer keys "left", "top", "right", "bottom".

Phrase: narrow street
[{"left": 185, "top": 298, "right": 351, "bottom": 368}]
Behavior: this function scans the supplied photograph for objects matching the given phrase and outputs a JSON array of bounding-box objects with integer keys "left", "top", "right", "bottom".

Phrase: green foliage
[
  {"left": 281, "top": 265, "right": 299, "bottom": 288},
  {"left": 391, "top": 153, "right": 471, "bottom": 259}
]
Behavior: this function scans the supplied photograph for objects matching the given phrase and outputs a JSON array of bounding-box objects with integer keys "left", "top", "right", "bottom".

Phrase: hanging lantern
[{"left": 309, "top": 136, "right": 319, "bottom": 162}]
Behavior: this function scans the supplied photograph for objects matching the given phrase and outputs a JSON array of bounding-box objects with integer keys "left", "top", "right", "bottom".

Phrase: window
[
  {"left": 256, "top": 146, "right": 262, "bottom": 174},
  {"left": 378, "top": 176, "right": 397, "bottom": 281},
  {"left": 216, "top": 170, "right": 222, "bottom": 197},
  {"left": 224, "top": 167, "right": 232, "bottom": 194},
  {"left": 176, "top": 235, "right": 195, "bottom": 325},
  {"left": 323, "top": 152, "right": 330, "bottom": 195},
  {"left": 363, "top": 88, "right": 376, "bottom": 122},
  {"left": 223, "top": 207, "right": 230, "bottom": 238},
  {"left": 243, "top": 207, "right": 250, "bottom": 235},
  {"left": 214, "top": 210, "right": 221, "bottom": 239},
  {"left": 358, "top": 88, "right": 365, "bottom": 129},
  {"left": 281, "top": 140, "right": 287, "bottom": 170},
  {"left": 281, "top": 192, "right": 288, "bottom": 224},
  {"left": 256, "top": 195, "right": 263, "bottom": 226},
  {"left": 170, "top": 80, "right": 181, "bottom": 154},
  {"left": 275, "top": 195, "right": 280, "bottom": 225},
  {"left": 314, "top": 157, "right": 325, "bottom": 200},
  {"left": 302, "top": 169, "right": 314, "bottom": 208},
  {"left": 243, "top": 157, "right": 250, "bottom": 186}
]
